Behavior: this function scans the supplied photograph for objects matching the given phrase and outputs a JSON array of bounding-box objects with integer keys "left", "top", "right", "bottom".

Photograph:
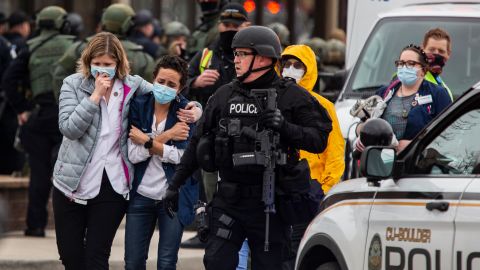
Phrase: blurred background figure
[
  {"left": 4, "top": 10, "right": 31, "bottom": 53},
  {"left": 328, "top": 27, "right": 346, "bottom": 44},
  {"left": 65, "top": 12, "right": 84, "bottom": 39},
  {"left": 128, "top": 9, "right": 159, "bottom": 59},
  {"left": 188, "top": 0, "right": 227, "bottom": 57},
  {"left": 323, "top": 38, "right": 346, "bottom": 72},
  {"left": 268, "top": 22, "right": 290, "bottom": 50},
  {"left": 0, "top": 13, "right": 7, "bottom": 35},
  {"left": 151, "top": 18, "right": 164, "bottom": 46},
  {"left": 159, "top": 21, "right": 191, "bottom": 61}
]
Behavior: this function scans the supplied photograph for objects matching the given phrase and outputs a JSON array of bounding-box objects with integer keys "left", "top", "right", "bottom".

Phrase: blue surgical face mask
[
  {"left": 397, "top": 66, "right": 419, "bottom": 86},
  {"left": 153, "top": 83, "right": 177, "bottom": 104},
  {"left": 90, "top": 65, "right": 116, "bottom": 80}
]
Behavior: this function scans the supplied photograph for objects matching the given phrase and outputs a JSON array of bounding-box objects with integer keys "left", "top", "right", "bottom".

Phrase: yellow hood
[{"left": 281, "top": 45, "right": 318, "bottom": 92}]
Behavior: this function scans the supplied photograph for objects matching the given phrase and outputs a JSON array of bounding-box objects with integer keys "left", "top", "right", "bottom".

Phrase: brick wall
[{"left": 0, "top": 176, "right": 54, "bottom": 232}]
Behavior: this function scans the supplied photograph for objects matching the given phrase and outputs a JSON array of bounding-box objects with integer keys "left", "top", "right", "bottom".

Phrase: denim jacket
[{"left": 129, "top": 92, "right": 198, "bottom": 226}]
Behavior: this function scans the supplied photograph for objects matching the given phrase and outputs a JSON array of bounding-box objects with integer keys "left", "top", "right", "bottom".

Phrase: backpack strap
[{"left": 199, "top": 48, "right": 213, "bottom": 74}]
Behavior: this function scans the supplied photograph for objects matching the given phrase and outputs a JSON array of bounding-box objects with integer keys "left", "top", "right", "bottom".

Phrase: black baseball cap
[
  {"left": 8, "top": 11, "right": 30, "bottom": 28},
  {"left": 219, "top": 3, "right": 248, "bottom": 26}
]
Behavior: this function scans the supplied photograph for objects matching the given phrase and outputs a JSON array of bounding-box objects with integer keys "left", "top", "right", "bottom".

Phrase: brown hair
[
  {"left": 77, "top": 32, "right": 130, "bottom": 79},
  {"left": 401, "top": 44, "right": 429, "bottom": 72},
  {"left": 423, "top": 28, "right": 451, "bottom": 53},
  {"left": 153, "top": 55, "right": 188, "bottom": 89}
]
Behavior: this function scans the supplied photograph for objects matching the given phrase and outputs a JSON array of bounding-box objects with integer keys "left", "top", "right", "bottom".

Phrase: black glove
[
  {"left": 260, "top": 109, "right": 285, "bottom": 131},
  {"left": 164, "top": 184, "right": 179, "bottom": 219}
]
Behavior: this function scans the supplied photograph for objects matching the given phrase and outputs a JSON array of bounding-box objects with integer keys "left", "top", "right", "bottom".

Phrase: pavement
[{"left": 0, "top": 225, "right": 205, "bottom": 270}]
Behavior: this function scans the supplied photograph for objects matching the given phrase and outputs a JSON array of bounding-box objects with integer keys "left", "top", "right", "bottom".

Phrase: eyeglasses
[
  {"left": 220, "top": 10, "right": 247, "bottom": 20},
  {"left": 394, "top": 60, "right": 423, "bottom": 68},
  {"left": 283, "top": 61, "right": 304, "bottom": 69},
  {"left": 234, "top": 51, "right": 256, "bottom": 58}
]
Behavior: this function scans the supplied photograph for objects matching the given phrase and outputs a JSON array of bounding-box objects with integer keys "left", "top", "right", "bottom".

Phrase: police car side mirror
[{"left": 360, "top": 146, "right": 396, "bottom": 186}]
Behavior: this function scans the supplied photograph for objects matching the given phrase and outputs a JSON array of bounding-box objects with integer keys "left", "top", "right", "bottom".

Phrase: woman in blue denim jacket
[
  {"left": 356, "top": 44, "right": 452, "bottom": 152},
  {"left": 125, "top": 55, "right": 201, "bottom": 270}
]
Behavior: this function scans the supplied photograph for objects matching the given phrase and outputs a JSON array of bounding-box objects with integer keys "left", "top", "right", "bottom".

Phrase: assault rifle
[{"left": 232, "top": 88, "right": 286, "bottom": 251}]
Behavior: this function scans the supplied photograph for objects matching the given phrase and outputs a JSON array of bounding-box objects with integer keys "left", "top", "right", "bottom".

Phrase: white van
[{"left": 337, "top": 2, "right": 480, "bottom": 178}]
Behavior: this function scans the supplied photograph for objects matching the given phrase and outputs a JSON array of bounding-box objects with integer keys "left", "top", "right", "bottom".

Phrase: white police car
[{"left": 296, "top": 81, "right": 480, "bottom": 270}]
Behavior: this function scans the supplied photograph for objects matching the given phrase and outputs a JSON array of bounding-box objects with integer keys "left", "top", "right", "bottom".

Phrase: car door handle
[{"left": 426, "top": 201, "right": 449, "bottom": 212}]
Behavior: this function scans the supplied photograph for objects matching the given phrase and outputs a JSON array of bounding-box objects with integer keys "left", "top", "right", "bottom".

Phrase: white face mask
[{"left": 282, "top": 66, "right": 305, "bottom": 83}]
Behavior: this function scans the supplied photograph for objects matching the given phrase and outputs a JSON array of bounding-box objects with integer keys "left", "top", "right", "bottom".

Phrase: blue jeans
[
  {"left": 125, "top": 193, "right": 184, "bottom": 270},
  {"left": 237, "top": 239, "right": 249, "bottom": 270}
]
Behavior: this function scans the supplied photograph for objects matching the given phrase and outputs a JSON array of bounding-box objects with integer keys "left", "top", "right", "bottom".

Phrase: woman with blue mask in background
[
  {"left": 125, "top": 55, "right": 201, "bottom": 270},
  {"left": 355, "top": 44, "right": 451, "bottom": 153}
]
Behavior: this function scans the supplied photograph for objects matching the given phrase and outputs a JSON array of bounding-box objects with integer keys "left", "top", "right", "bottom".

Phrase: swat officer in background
[
  {"left": 164, "top": 26, "right": 332, "bottom": 269},
  {"left": 188, "top": 0, "right": 228, "bottom": 56},
  {"left": 52, "top": 3, "right": 155, "bottom": 97},
  {"left": 1, "top": 6, "right": 75, "bottom": 237}
]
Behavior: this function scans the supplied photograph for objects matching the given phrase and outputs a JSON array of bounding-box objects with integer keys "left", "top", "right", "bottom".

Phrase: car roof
[{"left": 379, "top": 2, "right": 480, "bottom": 19}]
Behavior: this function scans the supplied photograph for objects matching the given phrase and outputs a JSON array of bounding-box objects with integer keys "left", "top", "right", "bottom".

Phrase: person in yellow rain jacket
[
  {"left": 279, "top": 44, "right": 345, "bottom": 194},
  {"left": 277, "top": 44, "right": 346, "bottom": 269}
]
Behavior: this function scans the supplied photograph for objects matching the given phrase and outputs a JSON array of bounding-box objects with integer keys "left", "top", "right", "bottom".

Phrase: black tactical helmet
[
  {"left": 66, "top": 13, "right": 84, "bottom": 36},
  {"left": 360, "top": 118, "right": 394, "bottom": 147},
  {"left": 232, "top": 26, "right": 282, "bottom": 59}
]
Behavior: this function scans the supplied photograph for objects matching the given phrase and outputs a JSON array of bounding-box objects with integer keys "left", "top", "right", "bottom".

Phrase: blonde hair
[{"left": 77, "top": 32, "right": 130, "bottom": 79}]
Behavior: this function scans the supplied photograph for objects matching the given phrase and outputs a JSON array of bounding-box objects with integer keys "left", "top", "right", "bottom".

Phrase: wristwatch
[{"left": 144, "top": 137, "right": 154, "bottom": 149}]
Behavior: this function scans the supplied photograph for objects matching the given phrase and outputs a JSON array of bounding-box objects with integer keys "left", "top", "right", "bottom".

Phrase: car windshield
[{"left": 348, "top": 17, "right": 480, "bottom": 98}]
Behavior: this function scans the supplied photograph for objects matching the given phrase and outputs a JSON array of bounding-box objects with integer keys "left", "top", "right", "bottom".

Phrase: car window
[
  {"left": 414, "top": 109, "right": 480, "bottom": 175},
  {"left": 349, "top": 17, "right": 480, "bottom": 99}
]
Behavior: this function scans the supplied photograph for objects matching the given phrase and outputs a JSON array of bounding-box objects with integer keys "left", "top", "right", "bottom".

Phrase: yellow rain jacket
[{"left": 280, "top": 45, "right": 345, "bottom": 193}]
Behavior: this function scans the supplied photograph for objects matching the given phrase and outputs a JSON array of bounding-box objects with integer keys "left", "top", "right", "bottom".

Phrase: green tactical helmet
[
  {"left": 165, "top": 21, "right": 191, "bottom": 37},
  {"left": 304, "top": 37, "right": 328, "bottom": 62},
  {"left": 36, "top": 6, "right": 67, "bottom": 30},
  {"left": 267, "top": 22, "right": 290, "bottom": 47},
  {"left": 101, "top": 3, "right": 135, "bottom": 35}
]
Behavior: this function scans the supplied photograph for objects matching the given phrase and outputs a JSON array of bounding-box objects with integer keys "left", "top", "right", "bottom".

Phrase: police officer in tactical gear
[
  {"left": 164, "top": 26, "right": 332, "bottom": 270},
  {"left": 52, "top": 3, "right": 155, "bottom": 98},
  {"left": 188, "top": 0, "right": 228, "bottom": 56},
  {"left": 2, "top": 6, "right": 75, "bottom": 237},
  {"left": 158, "top": 21, "right": 191, "bottom": 60}
]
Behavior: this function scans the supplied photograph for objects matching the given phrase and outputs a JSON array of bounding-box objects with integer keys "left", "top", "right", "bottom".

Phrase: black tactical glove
[
  {"left": 164, "top": 184, "right": 179, "bottom": 219},
  {"left": 260, "top": 109, "right": 285, "bottom": 131}
]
